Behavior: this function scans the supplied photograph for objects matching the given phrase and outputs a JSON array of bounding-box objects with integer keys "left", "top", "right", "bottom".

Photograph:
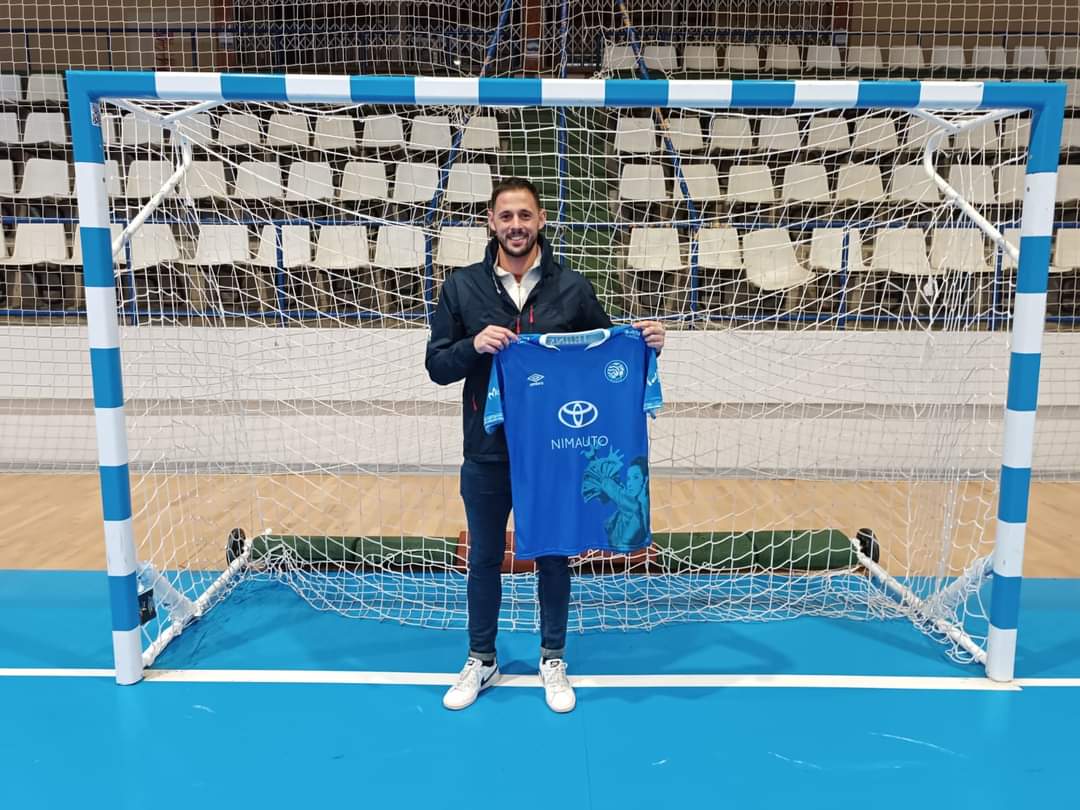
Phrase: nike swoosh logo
[{"left": 480, "top": 670, "right": 496, "bottom": 687}]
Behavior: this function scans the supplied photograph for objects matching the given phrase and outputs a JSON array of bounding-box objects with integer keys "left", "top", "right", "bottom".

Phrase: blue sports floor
[{"left": 2, "top": 572, "right": 1079, "bottom": 809}]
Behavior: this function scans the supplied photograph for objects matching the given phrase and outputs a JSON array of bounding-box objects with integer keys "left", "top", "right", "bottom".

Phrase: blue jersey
[{"left": 483, "top": 325, "right": 663, "bottom": 559}]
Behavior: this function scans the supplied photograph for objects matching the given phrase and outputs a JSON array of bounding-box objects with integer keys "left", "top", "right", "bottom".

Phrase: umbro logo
[{"left": 527, "top": 373, "right": 545, "bottom": 387}]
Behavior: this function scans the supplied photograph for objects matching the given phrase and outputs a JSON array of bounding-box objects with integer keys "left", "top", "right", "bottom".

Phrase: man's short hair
[{"left": 489, "top": 177, "right": 542, "bottom": 210}]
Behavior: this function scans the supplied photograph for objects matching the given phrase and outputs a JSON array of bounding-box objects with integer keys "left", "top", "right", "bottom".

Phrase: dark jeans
[{"left": 460, "top": 459, "right": 570, "bottom": 662}]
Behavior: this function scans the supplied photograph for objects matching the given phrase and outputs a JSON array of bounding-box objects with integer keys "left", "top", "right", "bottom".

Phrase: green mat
[{"left": 243, "top": 529, "right": 869, "bottom": 573}]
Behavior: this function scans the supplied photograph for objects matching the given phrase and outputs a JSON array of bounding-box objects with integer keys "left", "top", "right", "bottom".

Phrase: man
[{"left": 425, "top": 177, "right": 666, "bottom": 713}]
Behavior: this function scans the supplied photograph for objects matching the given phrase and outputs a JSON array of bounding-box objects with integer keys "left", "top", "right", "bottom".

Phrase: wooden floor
[{"left": 1, "top": 473, "right": 1077, "bottom": 576}]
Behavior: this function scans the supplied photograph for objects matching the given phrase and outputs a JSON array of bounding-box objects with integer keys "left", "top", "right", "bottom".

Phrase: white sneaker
[
  {"left": 443, "top": 657, "right": 500, "bottom": 710},
  {"left": 538, "top": 658, "right": 576, "bottom": 713}
]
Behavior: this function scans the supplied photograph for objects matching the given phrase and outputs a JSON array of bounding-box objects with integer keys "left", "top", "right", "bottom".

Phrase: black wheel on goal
[
  {"left": 856, "top": 528, "right": 880, "bottom": 565},
  {"left": 226, "top": 528, "right": 247, "bottom": 565}
]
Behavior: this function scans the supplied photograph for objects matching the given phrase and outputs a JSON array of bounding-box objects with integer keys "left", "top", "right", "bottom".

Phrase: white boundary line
[{"left": 2, "top": 667, "right": 1079, "bottom": 690}]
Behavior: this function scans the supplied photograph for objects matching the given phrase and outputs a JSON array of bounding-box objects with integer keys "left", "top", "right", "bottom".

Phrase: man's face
[
  {"left": 488, "top": 188, "right": 547, "bottom": 259},
  {"left": 626, "top": 465, "right": 645, "bottom": 498}
]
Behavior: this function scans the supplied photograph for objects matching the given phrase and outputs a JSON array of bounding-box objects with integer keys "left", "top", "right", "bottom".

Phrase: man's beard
[{"left": 498, "top": 230, "right": 537, "bottom": 257}]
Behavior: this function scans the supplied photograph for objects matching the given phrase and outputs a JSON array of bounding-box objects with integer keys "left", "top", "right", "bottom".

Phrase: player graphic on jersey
[{"left": 581, "top": 448, "right": 651, "bottom": 551}]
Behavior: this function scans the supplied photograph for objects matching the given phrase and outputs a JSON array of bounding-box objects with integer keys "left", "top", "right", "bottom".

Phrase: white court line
[{"left": 4, "top": 667, "right": 1079, "bottom": 690}]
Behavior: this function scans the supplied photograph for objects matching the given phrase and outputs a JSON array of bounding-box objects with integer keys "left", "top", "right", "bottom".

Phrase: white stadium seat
[
  {"left": 0, "top": 159, "right": 14, "bottom": 196},
  {"left": 971, "top": 46, "right": 1007, "bottom": 73},
  {"left": 614, "top": 116, "right": 657, "bottom": 154},
  {"left": 851, "top": 117, "right": 899, "bottom": 152},
  {"left": 1056, "top": 166, "right": 1080, "bottom": 204},
  {"left": 888, "top": 45, "right": 924, "bottom": 72},
  {"left": 835, "top": 164, "right": 885, "bottom": 204},
  {"left": 374, "top": 225, "right": 426, "bottom": 269},
  {"left": 871, "top": 228, "right": 933, "bottom": 275},
  {"left": 726, "top": 164, "right": 775, "bottom": 204},
  {"left": 764, "top": 44, "right": 801, "bottom": 72},
  {"left": 627, "top": 227, "right": 682, "bottom": 271},
  {"left": 120, "top": 114, "right": 165, "bottom": 147},
  {"left": 250, "top": 225, "right": 313, "bottom": 268},
  {"left": 671, "top": 163, "right": 722, "bottom": 202},
  {"left": 1011, "top": 46, "right": 1049, "bottom": 72},
  {"left": 338, "top": 160, "right": 389, "bottom": 202},
  {"left": 266, "top": 113, "right": 311, "bottom": 149},
  {"left": 174, "top": 113, "right": 213, "bottom": 148},
  {"left": 445, "top": 163, "right": 493, "bottom": 204},
  {"left": 945, "top": 164, "right": 996, "bottom": 206},
  {"left": 999, "top": 118, "right": 1031, "bottom": 152},
  {"left": 619, "top": 164, "right": 668, "bottom": 202},
  {"left": 0, "top": 74, "right": 21, "bottom": 103},
  {"left": 708, "top": 116, "right": 753, "bottom": 152},
  {"left": 460, "top": 116, "right": 501, "bottom": 151},
  {"left": 724, "top": 45, "right": 759, "bottom": 73},
  {"left": 953, "top": 120, "right": 1001, "bottom": 152},
  {"left": 391, "top": 162, "right": 439, "bottom": 203},
  {"left": 129, "top": 225, "right": 182, "bottom": 269},
  {"left": 848, "top": 45, "right": 884, "bottom": 72},
  {"left": 602, "top": 44, "right": 637, "bottom": 72},
  {"left": 780, "top": 164, "right": 832, "bottom": 205},
  {"left": 664, "top": 117, "right": 705, "bottom": 152},
  {"left": 809, "top": 228, "right": 866, "bottom": 273},
  {"left": 643, "top": 46, "right": 679, "bottom": 71},
  {"left": 1052, "top": 230, "right": 1080, "bottom": 271},
  {"left": 696, "top": 227, "right": 741, "bottom": 271},
  {"left": 178, "top": 225, "right": 252, "bottom": 266},
  {"left": 104, "top": 160, "right": 123, "bottom": 198},
  {"left": 17, "top": 158, "right": 71, "bottom": 198},
  {"left": 899, "top": 117, "right": 943, "bottom": 152},
  {"left": 805, "top": 45, "right": 843, "bottom": 72},
  {"left": 217, "top": 113, "right": 263, "bottom": 148},
  {"left": 1, "top": 223, "right": 69, "bottom": 265},
  {"left": 25, "top": 74, "right": 65, "bottom": 103},
  {"left": 1053, "top": 48, "right": 1080, "bottom": 72},
  {"left": 929, "top": 45, "right": 965, "bottom": 72},
  {"left": 930, "top": 228, "right": 992, "bottom": 274},
  {"left": 436, "top": 227, "right": 488, "bottom": 268},
  {"left": 231, "top": 161, "right": 284, "bottom": 201},
  {"left": 683, "top": 45, "right": 719, "bottom": 72},
  {"left": 313, "top": 226, "right": 370, "bottom": 269},
  {"left": 996, "top": 165, "right": 1026, "bottom": 205},
  {"left": 756, "top": 116, "right": 801, "bottom": 152},
  {"left": 806, "top": 115, "right": 850, "bottom": 152},
  {"left": 285, "top": 161, "right": 335, "bottom": 202},
  {"left": 313, "top": 117, "right": 358, "bottom": 151},
  {"left": 181, "top": 161, "right": 229, "bottom": 200},
  {"left": 361, "top": 115, "right": 405, "bottom": 150},
  {"left": 888, "top": 165, "right": 941, "bottom": 205},
  {"left": 21, "top": 113, "right": 66, "bottom": 146},
  {"left": 408, "top": 116, "right": 452, "bottom": 152},
  {"left": 742, "top": 229, "right": 813, "bottom": 290},
  {"left": 0, "top": 113, "right": 19, "bottom": 146}
]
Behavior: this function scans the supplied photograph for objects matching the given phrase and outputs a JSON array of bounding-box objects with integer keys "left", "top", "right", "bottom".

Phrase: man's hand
[
  {"left": 473, "top": 325, "right": 518, "bottom": 355},
  {"left": 632, "top": 320, "right": 666, "bottom": 353}
]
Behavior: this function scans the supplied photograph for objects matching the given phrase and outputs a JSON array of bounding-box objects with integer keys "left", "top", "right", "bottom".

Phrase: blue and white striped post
[
  {"left": 68, "top": 73, "right": 159, "bottom": 685},
  {"left": 984, "top": 84, "right": 1066, "bottom": 682},
  {"left": 65, "top": 72, "right": 1065, "bottom": 682}
]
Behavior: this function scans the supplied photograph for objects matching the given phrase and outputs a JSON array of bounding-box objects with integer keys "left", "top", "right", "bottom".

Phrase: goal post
[{"left": 65, "top": 70, "right": 1065, "bottom": 685}]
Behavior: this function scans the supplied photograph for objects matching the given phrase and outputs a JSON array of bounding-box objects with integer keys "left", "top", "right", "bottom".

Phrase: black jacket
[{"left": 425, "top": 234, "right": 613, "bottom": 462}]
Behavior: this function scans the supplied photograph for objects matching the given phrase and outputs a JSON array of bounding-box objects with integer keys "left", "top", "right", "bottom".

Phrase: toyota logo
[{"left": 558, "top": 400, "right": 599, "bottom": 429}]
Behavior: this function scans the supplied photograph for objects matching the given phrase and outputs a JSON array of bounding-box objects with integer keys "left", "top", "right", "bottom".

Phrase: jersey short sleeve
[{"left": 482, "top": 325, "right": 662, "bottom": 559}]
